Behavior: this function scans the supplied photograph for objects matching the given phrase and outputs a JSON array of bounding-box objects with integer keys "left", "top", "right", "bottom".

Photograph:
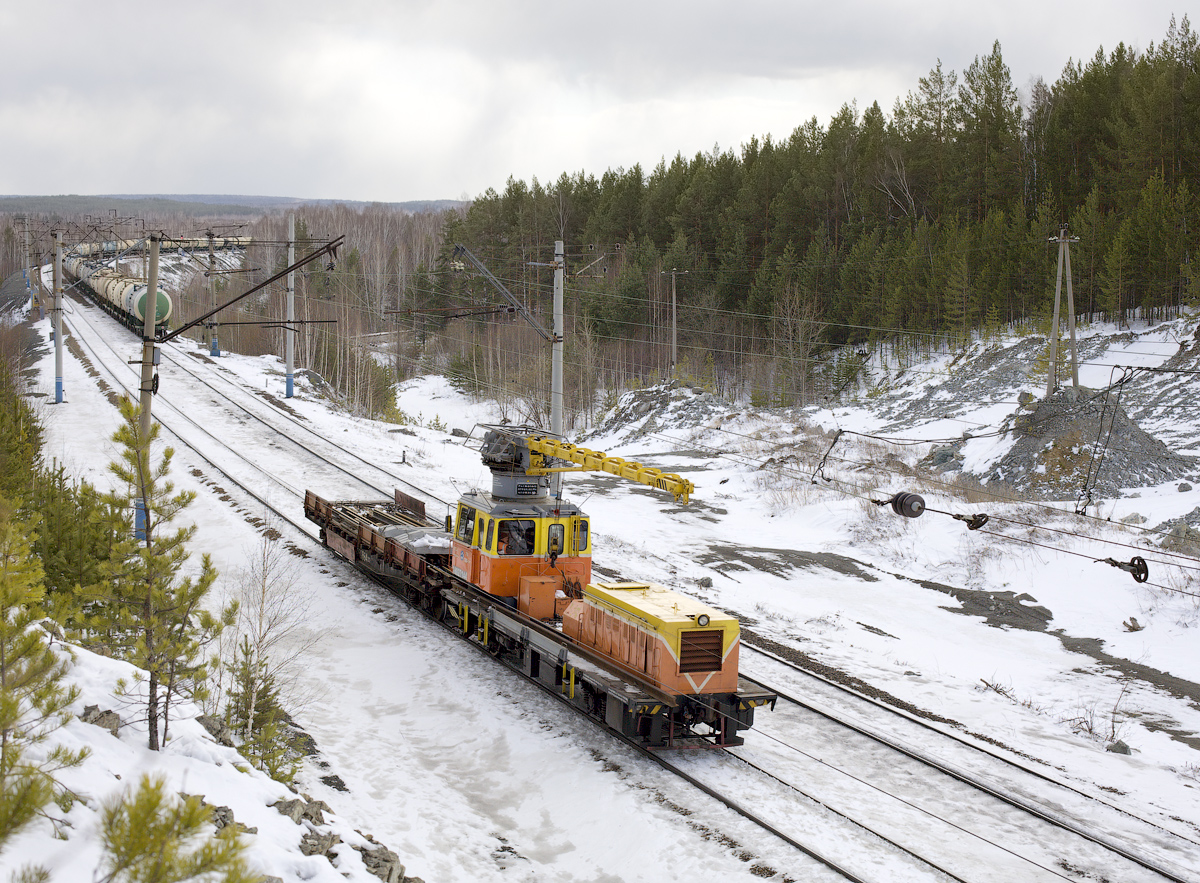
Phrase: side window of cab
[
  {"left": 456, "top": 506, "right": 477, "bottom": 544},
  {"left": 498, "top": 519, "right": 536, "bottom": 555},
  {"left": 575, "top": 518, "right": 590, "bottom": 553},
  {"left": 548, "top": 523, "right": 565, "bottom": 555}
]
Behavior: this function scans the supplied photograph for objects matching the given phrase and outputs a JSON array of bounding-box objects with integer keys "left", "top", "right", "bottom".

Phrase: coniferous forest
[
  {"left": 434, "top": 18, "right": 1200, "bottom": 416},
  {"left": 2, "top": 19, "right": 1198, "bottom": 427}
]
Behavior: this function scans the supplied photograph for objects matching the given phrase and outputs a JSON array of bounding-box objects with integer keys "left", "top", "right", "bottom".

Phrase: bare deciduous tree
[{"left": 212, "top": 524, "right": 327, "bottom": 736}]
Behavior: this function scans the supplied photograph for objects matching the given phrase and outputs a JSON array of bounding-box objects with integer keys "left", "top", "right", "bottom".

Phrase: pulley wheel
[{"left": 1130, "top": 556, "right": 1149, "bottom": 583}]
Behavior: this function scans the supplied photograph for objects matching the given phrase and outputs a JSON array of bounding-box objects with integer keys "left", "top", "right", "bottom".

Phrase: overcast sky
[{"left": 0, "top": 2, "right": 1187, "bottom": 204}]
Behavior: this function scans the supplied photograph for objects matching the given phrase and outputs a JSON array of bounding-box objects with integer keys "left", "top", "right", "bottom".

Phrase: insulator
[{"left": 890, "top": 492, "right": 926, "bottom": 519}]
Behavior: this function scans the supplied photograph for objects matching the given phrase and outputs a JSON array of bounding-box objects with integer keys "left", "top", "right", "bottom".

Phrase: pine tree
[
  {"left": 1068, "top": 186, "right": 1114, "bottom": 319},
  {"left": 956, "top": 41, "right": 1023, "bottom": 219},
  {"left": 0, "top": 498, "right": 85, "bottom": 851},
  {"left": 97, "top": 774, "right": 253, "bottom": 883},
  {"left": 0, "top": 363, "right": 41, "bottom": 507},
  {"left": 943, "top": 256, "right": 974, "bottom": 339},
  {"left": 225, "top": 637, "right": 299, "bottom": 782},
  {"left": 86, "top": 399, "right": 234, "bottom": 751},
  {"left": 1101, "top": 226, "right": 1133, "bottom": 325},
  {"left": 29, "top": 464, "right": 114, "bottom": 617},
  {"left": 906, "top": 59, "right": 959, "bottom": 218}
]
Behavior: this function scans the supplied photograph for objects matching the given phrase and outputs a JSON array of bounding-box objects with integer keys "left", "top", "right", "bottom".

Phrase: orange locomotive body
[{"left": 563, "top": 581, "right": 740, "bottom": 696}]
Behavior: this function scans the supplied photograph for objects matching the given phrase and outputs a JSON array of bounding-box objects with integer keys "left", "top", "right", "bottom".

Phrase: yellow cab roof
[{"left": 585, "top": 581, "right": 736, "bottom": 632}]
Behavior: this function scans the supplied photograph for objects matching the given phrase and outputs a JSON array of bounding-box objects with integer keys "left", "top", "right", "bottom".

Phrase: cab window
[
  {"left": 484, "top": 518, "right": 495, "bottom": 552},
  {"left": 575, "top": 518, "right": 589, "bottom": 553},
  {"left": 498, "top": 519, "right": 536, "bottom": 556},
  {"left": 456, "top": 506, "right": 477, "bottom": 544},
  {"left": 548, "top": 523, "right": 565, "bottom": 555}
]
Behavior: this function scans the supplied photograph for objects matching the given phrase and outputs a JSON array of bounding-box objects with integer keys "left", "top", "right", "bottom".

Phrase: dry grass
[
  {"left": 1057, "top": 680, "right": 1134, "bottom": 745},
  {"left": 979, "top": 674, "right": 1137, "bottom": 747},
  {"left": 977, "top": 678, "right": 1051, "bottom": 715}
]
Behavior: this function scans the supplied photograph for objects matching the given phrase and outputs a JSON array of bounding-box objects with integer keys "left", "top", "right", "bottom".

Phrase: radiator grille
[{"left": 679, "top": 629, "right": 723, "bottom": 673}]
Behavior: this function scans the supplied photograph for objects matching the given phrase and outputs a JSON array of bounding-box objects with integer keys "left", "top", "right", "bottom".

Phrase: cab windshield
[{"left": 498, "top": 519, "right": 536, "bottom": 556}]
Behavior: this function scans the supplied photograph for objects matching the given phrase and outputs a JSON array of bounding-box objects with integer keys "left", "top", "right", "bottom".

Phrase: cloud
[{"left": 0, "top": 1, "right": 1187, "bottom": 201}]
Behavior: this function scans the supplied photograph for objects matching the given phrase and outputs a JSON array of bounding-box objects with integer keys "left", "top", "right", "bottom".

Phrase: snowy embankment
[
  {"left": 11, "top": 279, "right": 1200, "bottom": 881},
  {"left": 569, "top": 316, "right": 1200, "bottom": 820},
  {"left": 9, "top": 640, "right": 400, "bottom": 882}
]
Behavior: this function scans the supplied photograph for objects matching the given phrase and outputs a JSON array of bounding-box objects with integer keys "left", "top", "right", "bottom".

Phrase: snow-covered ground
[
  {"left": 7, "top": 644, "right": 401, "bottom": 882},
  {"left": 9, "top": 278, "right": 1200, "bottom": 881}
]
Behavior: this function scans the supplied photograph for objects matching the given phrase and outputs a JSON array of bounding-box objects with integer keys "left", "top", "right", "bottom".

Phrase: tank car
[{"left": 63, "top": 255, "right": 172, "bottom": 334}]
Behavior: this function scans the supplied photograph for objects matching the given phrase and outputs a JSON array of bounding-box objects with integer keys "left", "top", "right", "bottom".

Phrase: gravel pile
[
  {"left": 923, "top": 385, "right": 1197, "bottom": 502},
  {"left": 587, "top": 381, "right": 733, "bottom": 443},
  {"left": 868, "top": 336, "right": 1047, "bottom": 433}
]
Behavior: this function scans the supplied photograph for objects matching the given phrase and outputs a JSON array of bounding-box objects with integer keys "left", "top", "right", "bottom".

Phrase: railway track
[
  {"left": 63, "top": 292, "right": 427, "bottom": 509},
  {"left": 676, "top": 687, "right": 1196, "bottom": 881},
  {"left": 62, "top": 302, "right": 322, "bottom": 511},
  {"left": 743, "top": 647, "right": 1200, "bottom": 871},
  {"left": 57, "top": 301, "right": 1200, "bottom": 881},
  {"left": 154, "top": 343, "right": 450, "bottom": 515}
]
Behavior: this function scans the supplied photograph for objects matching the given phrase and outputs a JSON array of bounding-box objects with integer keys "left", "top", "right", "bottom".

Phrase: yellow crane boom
[{"left": 523, "top": 435, "right": 695, "bottom": 504}]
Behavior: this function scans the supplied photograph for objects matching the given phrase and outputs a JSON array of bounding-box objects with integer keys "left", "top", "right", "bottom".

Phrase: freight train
[
  {"left": 63, "top": 254, "right": 173, "bottom": 335},
  {"left": 305, "top": 425, "right": 776, "bottom": 749},
  {"left": 62, "top": 236, "right": 251, "bottom": 335},
  {"left": 73, "top": 236, "right": 253, "bottom": 257}
]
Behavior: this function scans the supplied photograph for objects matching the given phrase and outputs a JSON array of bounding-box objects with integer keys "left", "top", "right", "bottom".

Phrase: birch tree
[{"left": 219, "top": 528, "right": 324, "bottom": 781}]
